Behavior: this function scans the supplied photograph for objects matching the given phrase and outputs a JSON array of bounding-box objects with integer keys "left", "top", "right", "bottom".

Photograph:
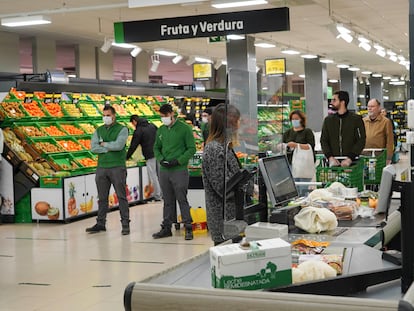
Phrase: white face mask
[
  {"left": 103, "top": 116, "right": 113, "bottom": 126},
  {"left": 201, "top": 117, "right": 208, "bottom": 123},
  {"left": 161, "top": 116, "right": 172, "bottom": 126}
]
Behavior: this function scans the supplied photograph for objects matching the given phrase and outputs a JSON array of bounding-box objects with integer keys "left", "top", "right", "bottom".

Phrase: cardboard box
[
  {"left": 245, "top": 222, "right": 288, "bottom": 241},
  {"left": 210, "top": 238, "right": 292, "bottom": 290}
]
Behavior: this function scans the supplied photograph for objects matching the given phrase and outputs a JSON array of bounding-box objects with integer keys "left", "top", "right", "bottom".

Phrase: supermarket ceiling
[{"left": 0, "top": 0, "right": 410, "bottom": 81}]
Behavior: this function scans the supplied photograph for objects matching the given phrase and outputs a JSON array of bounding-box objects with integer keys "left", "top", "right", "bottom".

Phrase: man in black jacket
[
  {"left": 127, "top": 115, "right": 161, "bottom": 201},
  {"left": 321, "top": 90, "right": 366, "bottom": 167}
]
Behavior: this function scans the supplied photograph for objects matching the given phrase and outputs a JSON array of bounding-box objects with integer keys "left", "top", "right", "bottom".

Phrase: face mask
[
  {"left": 103, "top": 116, "right": 113, "bottom": 126},
  {"left": 201, "top": 117, "right": 208, "bottom": 123},
  {"left": 291, "top": 119, "right": 301, "bottom": 128},
  {"left": 161, "top": 116, "right": 172, "bottom": 126}
]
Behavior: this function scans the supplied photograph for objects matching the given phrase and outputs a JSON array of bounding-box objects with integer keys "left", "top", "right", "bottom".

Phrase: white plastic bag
[{"left": 291, "top": 144, "right": 315, "bottom": 179}]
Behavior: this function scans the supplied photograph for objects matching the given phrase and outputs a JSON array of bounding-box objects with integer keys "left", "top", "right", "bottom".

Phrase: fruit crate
[
  {"left": 55, "top": 137, "right": 85, "bottom": 152},
  {"left": 75, "top": 135, "right": 92, "bottom": 150},
  {"left": 60, "top": 102, "right": 84, "bottom": 118},
  {"left": 361, "top": 148, "right": 387, "bottom": 185},
  {"left": 71, "top": 151, "right": 98, "bottom": 170},
  {"left": 21, "top": 101, "right": 50, "bottom": 118},
  {"left": 0, "top": 101, "right": 27, "bottom": 121},
  {"left": 77, "top": 122, "right": 96, "bottom": 134},
  {"left": 40, "top": 101, "right": 65, "bottom": 118},
  {"left": 316, "top": 157, "right": 364, "bottom": 191},
  {"left": 28, "top": 137, "right": 64, "bottom": 154},
  {"left": 12, "top": 122, "right": 46, "bottom": 139},
  {"left": 77, "top": 101, "right": 102, "bottom": 117},
  {"left": 58, "top": 122, "right": 86, "bottom": 136},
  {"left": 47, "top": 152, "right": 81, "bottom": 172},
  {"left": 38, "top": 122, "right": 67, "bottom": 137}
]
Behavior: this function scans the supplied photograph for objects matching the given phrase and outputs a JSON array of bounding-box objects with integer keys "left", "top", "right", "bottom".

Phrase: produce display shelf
[
  {"left": 28, "top": 136, "right": 65, "bottom": 154},
  {"left": 46, "top": 152, "right": 80, "bottom": 172},
  {"left": 55, "top": 137, "right": 85, "bottom": 152},
  {"left": 58, "top": 122, "right": 87, "bottom": 136},
  {"left": 38, "top": 121, "right": 68, "bottom": 137}
]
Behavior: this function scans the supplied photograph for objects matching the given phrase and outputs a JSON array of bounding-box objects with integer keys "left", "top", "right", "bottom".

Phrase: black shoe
[
  {"left": 185, "top": 228, "right": 193, "bottom": 240},
  {"left": 152, "top": 227, "right": 172, "bottom": 239},
  {"left": 121, "top": 225, "right": 130, "bottom": 235},
  {"left": 86, "top": 224, "right": 106, "bottom": 233}
]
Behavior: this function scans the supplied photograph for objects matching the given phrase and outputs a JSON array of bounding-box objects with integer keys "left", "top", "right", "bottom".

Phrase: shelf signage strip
[{"left": 114, "top": 7, "right": 290, "bottom": 43}]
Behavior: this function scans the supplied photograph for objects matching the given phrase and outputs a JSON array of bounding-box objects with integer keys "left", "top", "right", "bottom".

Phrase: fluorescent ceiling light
[
  {"left": 320, "top": 58, "right": 334, "bottom": 64},
  {"left": 299, "top": 74, "right": 305, "bottom": 78},
  {"left": 372, "top": 73, "right": 382, "bottom": 77},
  {"left": 387, "top": 50, "right": 396, "bottom": 56},
  {"left": 195, "top": 56, "right": 213, "bottom": 63},
  {"left": 226, "top": 34, "right": 245, "bottom": 40},
  {"left": 285, "top": 71, "right": 294, "bottom": 75},
  {"left": 328, "top": 79, "right": 339, "bottom": 83},
  {"left": 130, "top": 46, "right": 142, "bottom": 57},
  {"left": 211, "top": 0, "right": 268, "bottom": 9},
  {"left": 172, "top": 55, "right": 183, "bottom": 64},
  {"left": 389, "top": 55, "right": 398, "bottom": 62},
  {"left": 358, "top": 41, "right": 371, "bottom": 52},
  {"left": 398, "top": 55, "right": 406, "bottom": 61},
  {"left": 336, "top": 23, "right": 351, "bottom": 34},
  {"left": 336, "top": 33, "right": 353, "bottom": 43},
  {"left": 361, "top": 70, "right": 372, "bottom": 75},
  {"left": 1, "top": 15, "right": 51, "bottom": 27},
  {"left": 376, "top": 49, "right": 386, "bottom": 57},
  {"left": 373, "top": 43, "right": 384, "bottom": 50},
  {"left": 390, "top": 78, "right": 400, "bottom": 82},
  {"left": 390, "top": 81, "right": 405, "bottom": 85},
  {"left": 112, "top": 42, "right": 137, "bottom": 49},
  {"left": 383, "top": 76, "right": 392, "bottom": 80},
  {"left": 167, "top": 83, "right": 179, "bottom": 86},
  {"left": 348, "top": 67, "right": 360, "bottom": 72},
  {"left": 155, "top": 49, "right": 177, "bottom": 57},
  {"left": 301, "top": 54, "right": 317, "bottom": 59},
  {"left": 281, "top": 48, "right": 300, "bottom": 55},
  {"left": 254, "top": 42, "right": 275, "bottom": 48},
  {"left": 100, "top": 38, "right": 113, "bottom": 53},
  {"left": 336, "top": 64, "right": 349, "bottom": 69}
]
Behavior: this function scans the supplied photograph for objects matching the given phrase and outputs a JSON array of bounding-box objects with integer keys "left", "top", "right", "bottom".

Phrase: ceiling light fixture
[
  {"left": 301, "top": 53, "right": 318, "bottom": 59},
  {"left": 299, "top": 74, "right": 305, "bottom": 78},
  {"left": 254, "top": 42, "right": 275, "bottom": 48},
  {"left": 335, "top": 23, "right": 353, "bottom": 43},
  {"left": 211, "top": 0, "right": 268, "bottom": 9},
  {"left": 155, "top": 49, "right": 177, "bottom": 57},
  {"left": 383, "top": 76, "right": 392, "bottom": 80},
  {"left": 372, "top": 73, "right": 382, "bottom": 78},
  {"left": 336, "top": 64, "right": 349, "bottom": 69},
  {"left": 328, "top": 79, "right": 339, "bottom": 83},
  {"left": 361, "top": 70, "right": 372, "bottom": 75},
  {"left": 130, "top": 46, "right": 142, "bottom": 57},
  {"left": 226, "top": 34, "right": 245, "bottom": 40},
  {"left": 112, "top": 42, "right": 137, "bottom": 49},
  {"left": 319, "top": 58, "right": 334, "bottom": 64},
  {"left": 172, "top": 55, "right": 183, "bottom": 64},
  {"left": 186, "top": 56, "right": 196, "bottom": 66},
  {"left": 358, "top": 36, "right": 371, "bottom": 51},
  {"left": 285, "top": 71, "right": 294, "bottom": 75},
  {"left": 195, "top": 56, "right": 213, "bottom": 63},
  {"left": 150, "top": 54, "right": 160, "bottom": 72},
  {"left": 1, "top": 15, "right": 51, "bottom": 27},
  {"left": 281, "top": 48, "right": 300, "bottom": 55},
  {"left": 100, "top": 38, "right": 113, "bottom": 53},
  {"left": 376, "top": 49, "right": 386, "bottom": 57},
  {"left": 348, "top": 67, "right": 360, "bottom": 72},
  {"left": 389, "top": 55, "right": 398, "bottom": 62}
]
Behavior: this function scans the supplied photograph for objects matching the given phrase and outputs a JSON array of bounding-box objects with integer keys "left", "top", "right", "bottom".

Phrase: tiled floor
[
  {"left": 0, "top": 201, "right": 213, "bottom": 311},
  {"left": 0, "top": 152, "right": 410, "bottom": 311}
]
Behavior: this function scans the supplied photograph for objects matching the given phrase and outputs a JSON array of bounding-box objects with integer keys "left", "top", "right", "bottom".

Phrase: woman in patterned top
[{"left": 202, "top": 103, "right": 241, "bottom": 245}]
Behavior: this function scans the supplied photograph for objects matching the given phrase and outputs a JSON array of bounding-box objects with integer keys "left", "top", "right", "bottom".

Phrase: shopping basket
[
  {"left": 361, "top": 148, "right": 387, "bottom": 185},
  {"left": 316, "top": 157, "right": 364, "bottom": 191}
]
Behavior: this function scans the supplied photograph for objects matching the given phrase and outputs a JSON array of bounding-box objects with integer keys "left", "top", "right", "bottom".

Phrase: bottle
[{"left": 368, "top": 158, "right": 376, "bottom": 180}]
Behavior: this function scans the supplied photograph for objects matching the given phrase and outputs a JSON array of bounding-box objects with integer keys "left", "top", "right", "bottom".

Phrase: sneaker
[
  {"left": 152, "top": 227, "right": 172, "bottom": 239},
  {"left": 121, "top": 225, "right": 130, "bottom": 235},
  {"left": 185, "top": 228, "right": 193, "bottom": 240},
  {"left": 86, "top": 224, "right": 106, "bottom": 233}
]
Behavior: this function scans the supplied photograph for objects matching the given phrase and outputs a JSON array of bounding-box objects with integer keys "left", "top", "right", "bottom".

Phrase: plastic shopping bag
[{"left": 291, "top": 144, "right": 315, "bottom": 179}]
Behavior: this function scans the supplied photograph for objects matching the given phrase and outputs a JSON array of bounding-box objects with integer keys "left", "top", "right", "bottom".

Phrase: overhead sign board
[
  {"left": 114, "top": 7, "right": 289, "bottom": 43},
  {"left": 264, "top": 58, "right": 286, "bottom": 76}
]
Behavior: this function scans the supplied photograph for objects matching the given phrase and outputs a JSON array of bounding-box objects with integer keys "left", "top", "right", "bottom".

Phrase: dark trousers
[
  {"left": 159, "top": 170, "right": 192, "bottom": 229},
  {"left": 95, "top": 167, "right": 129, "bottom": 226}
]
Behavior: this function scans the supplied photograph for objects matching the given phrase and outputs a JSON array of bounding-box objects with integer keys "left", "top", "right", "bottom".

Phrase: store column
[
  {"left": 0, "top": 32, "right": 19, "bottom": 73},
  {"left": 132, "top": 51, "right": 149, "bottom": 83},
  {"left": 226, "top": 36, "right": 258, "bottom": 153},
  {"left": 369, "top": 76, "right": 383, "bottom": 102},
  {"left": 32, "top": 37, "right": 56, "bottom": 74},
  {"left": 340, "top": 68, "right": 357, "bottom": 111},
  {"left": 96, "top": 47, "right": 113, "bottom": 80},
  {"left": 304, "top": 57, "right": 327, "bottom": 131},
  {"left": 75, "top": 44, "right": 97, "bottom": 79}
]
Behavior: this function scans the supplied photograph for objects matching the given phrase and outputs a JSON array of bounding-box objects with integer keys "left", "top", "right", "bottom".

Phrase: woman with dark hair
[
  {"left": 283, "top": 110, "right": 315, "bottom": 195},
  {"left": 202, "top": 103, "right": 241, "bottom": 245}
]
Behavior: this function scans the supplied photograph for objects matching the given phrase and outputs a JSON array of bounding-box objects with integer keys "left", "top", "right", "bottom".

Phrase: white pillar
[
  {"left": 75, "top": 44, "right": 97, "bottom": 79},
  {"left": 32, "top": 37, "right": 56, "bottom": 73},
  {"left": 0, "top": 32, "right": 19, "bottom": 72}
]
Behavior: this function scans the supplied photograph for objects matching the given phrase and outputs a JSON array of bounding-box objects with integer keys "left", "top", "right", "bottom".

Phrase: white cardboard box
[
  {"left": 210, "top": 238, "right": 292, "bottom": 290},
  {"left": 245, "top": 222, "right": 288, "bottom": 241}
]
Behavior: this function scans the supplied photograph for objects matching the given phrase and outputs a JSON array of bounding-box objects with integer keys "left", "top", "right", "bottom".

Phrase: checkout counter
[{"left": 123, "top": 155, "right": 414, "bottom": 311}]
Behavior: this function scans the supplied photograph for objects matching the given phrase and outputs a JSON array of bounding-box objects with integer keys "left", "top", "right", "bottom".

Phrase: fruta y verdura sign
[{"left": 114, "top": 7, "right": 289, "bottom": 43}]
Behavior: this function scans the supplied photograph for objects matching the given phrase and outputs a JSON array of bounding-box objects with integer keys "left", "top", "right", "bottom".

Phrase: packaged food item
[{"left": 327, "top": 199, "right": 358, "bottom": 220}]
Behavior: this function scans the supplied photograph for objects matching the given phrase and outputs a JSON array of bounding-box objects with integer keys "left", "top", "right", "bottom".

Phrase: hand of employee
[{"left": 340, "top": 157, "right": 353, "bottom": 167}]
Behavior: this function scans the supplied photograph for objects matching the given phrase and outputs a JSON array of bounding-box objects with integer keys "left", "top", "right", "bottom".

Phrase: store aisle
[{"left": 0, "top": 201, "right": 213, "bottom": 311}]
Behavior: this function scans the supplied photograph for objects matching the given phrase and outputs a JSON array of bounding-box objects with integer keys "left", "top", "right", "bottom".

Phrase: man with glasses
[{"left": 321, "top": 90, "right": 366, "bottom": 167}]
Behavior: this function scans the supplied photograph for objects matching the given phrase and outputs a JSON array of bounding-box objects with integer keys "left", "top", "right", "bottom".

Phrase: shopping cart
[
  {"left": 360, "top": 148, "right": 387, "bottom": 186},
  {"left": 316, "top": 155, "right": 364, "bottom": 191}
]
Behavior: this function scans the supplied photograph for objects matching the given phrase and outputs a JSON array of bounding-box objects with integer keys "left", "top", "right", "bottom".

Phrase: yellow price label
[{"left": 265, "top": 58, "right": 286, "bottom": 75}]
